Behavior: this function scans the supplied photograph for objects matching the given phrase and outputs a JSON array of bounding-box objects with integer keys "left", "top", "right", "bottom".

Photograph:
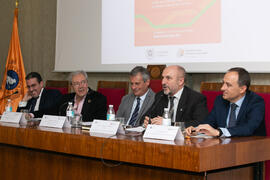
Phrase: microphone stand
[{"left": 0, "top": 91, "right": 19, "bottom": 101}]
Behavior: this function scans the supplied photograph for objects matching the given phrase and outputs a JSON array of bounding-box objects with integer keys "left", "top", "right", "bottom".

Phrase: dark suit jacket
[
  {"left": 202, "top": 90, "right": 266, "bottom": 136},
  {"left": 57, "top": 88, "right": 107, "bottom": 122},
  {"left": 142, "top": 86, "right": 208, "bottom": 127},
  {"left": 17, "top": 88, "right": 62, "bottom": 118}
]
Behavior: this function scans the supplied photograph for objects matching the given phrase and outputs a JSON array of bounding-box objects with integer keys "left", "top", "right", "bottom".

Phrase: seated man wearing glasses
[{"left": 57, "top": 71, "right": 107, "bottom": 122}]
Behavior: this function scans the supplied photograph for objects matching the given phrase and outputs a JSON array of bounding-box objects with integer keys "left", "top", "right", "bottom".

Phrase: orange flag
[{"left": 0, "top": 8, "right": 27, "bottom": 114}]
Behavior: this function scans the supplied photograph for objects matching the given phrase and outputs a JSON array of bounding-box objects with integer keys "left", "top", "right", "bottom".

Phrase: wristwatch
[{"left": 217, "top": 128, "right": 223, "bottom": 137}]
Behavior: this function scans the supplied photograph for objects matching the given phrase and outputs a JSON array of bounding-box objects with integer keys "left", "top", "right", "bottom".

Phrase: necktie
[
  {"left": 228, "top": 103, "right": 238, "bottom": 128},
  {"left": 129, "top": 97, "right": 141, "bottom": 126},
  {"left": 29, "top": 97, "right": 38, "bottom": 113},
  {"left": 169, "top": 96, "right": 175, "bottom": 122}
]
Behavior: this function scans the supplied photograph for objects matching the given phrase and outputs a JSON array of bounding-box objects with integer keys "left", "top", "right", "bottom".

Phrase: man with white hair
[{"left": 57, "top": 71, "right": 107, "bottom": 122}]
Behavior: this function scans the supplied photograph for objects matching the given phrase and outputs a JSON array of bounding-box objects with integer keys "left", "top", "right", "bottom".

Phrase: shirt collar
[
  {"left": 37, "top": 88, "right": 44, "bottom": 98},
  {"left": 137, "top": 89, "right": 149, "bottom": 101},
  {"left": 171, "top": 86, "right": 184, "bottom": 100},
  {"left": 232, "top": 94, "right": 246, "bottom": 108}
]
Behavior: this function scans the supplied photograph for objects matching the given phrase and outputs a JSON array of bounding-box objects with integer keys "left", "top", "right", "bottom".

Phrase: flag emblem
[{"left": 5, "top": 70, "right": 19, "bottom": 90}]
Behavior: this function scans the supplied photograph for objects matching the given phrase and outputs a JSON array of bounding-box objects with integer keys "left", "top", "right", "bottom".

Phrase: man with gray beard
[{"left": 143, "top": 65, "right": 208, "bottom": 127}]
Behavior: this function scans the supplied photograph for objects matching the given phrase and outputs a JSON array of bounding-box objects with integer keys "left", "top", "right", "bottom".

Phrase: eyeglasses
[{"left": 72, "top": 80, "right": 87, "bottom": 87}]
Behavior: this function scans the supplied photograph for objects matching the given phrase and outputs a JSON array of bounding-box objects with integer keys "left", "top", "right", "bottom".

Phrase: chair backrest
[
  {"left": 45, "top": 80, "right": 70, "bottom": 95},
  {"left": 147, "top": 65, "right": 166, "bottom": 93},
  {"left": 149, "top": 79, "right": 162, "bottom": 93},
  {"left": 200, "top": 82, "right": 270, "bottom": 180},
  {"left": 97, "top": 81, "right": 129, "bottom": 112}
]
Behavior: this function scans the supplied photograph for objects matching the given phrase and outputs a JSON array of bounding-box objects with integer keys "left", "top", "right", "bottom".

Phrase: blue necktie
[
  {"left": 129, "top": 97, "right": 141, "bottom": 126},
  {"left": 228, "top": 103, "right": 238, "bottom": 127}
]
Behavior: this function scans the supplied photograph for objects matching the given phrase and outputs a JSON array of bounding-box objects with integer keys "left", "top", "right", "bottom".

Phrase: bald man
[{"left": 143, "top": 65, "right": 208, "bottom": 127}]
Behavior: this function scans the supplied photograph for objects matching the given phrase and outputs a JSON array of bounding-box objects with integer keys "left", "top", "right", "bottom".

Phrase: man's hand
[
  {"left": 195, "top": 124, "right": 220, "bottom": 137},
  {"left": 22, "top": 91, "right": 32, "bottom": 102},
  {"left": 143, "top": 116, "right": 163, "bottom": 127},
  {"left": 150, "top": 116, "right": 163, "bottom": 125},
  {"left": 185, "top": 126, "right": 196, "bottom": 136},
  {"left": 143, "top": 116, "right": 150, "bottom": 128}
]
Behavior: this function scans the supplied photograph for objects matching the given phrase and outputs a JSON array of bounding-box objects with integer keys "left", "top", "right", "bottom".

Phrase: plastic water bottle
[
  {"left": 107, "top": 105, "right": 115, "bottom": 120},
  {"left": 5, "top": 99, "right": 12, "bottom": 112},
  {"left": 66, "top": 102, "right": 75, "bottom": 122},
  {"left": 162, "top": 108, "right": 171, "bottom": 126}
]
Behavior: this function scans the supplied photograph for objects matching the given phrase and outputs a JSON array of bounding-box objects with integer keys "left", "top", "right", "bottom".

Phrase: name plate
[
  {"left": 0, "top": 112, "right": 22, "bottom": 124},
  {"left": 143, "top": 125, "right": 184, "bottom": 141},
  {"left": 90, "top": 120, "right": 120, "bottom": 135},
  {"left": 40, "top": 115, "right": 67, "bottom": 128}
]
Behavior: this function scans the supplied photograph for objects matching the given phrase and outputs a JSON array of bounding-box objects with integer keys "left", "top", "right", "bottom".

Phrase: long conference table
[{"left": 0, "top": 121, "right": 270, "bottom": 180}]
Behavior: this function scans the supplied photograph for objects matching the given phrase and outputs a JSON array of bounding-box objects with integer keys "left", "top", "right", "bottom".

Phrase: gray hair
[
  {"left": 69, "top": 70, "right": 88, "bottom": 83},
  {"left": 130, "top": 66, "right": 150, "bottom": 82}
]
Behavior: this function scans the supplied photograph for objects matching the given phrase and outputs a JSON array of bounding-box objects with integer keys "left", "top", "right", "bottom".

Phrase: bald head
[
  {"left": 166, "top": 65, "right": 186, "bottom": 80},
  {"left": 162, "top": 65, "right": 186, "bottom": 96}
]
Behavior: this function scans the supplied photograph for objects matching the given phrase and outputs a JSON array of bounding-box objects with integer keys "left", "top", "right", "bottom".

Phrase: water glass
[
  {"left": 174, "top": 122, "right": 186, "bottom": 134},
  {"left": 71, "top": 114, "right": 82, "bottom": 128},
  {"left": 115, "top": 117, "right": 125, "bottom": 124},
  {"left": 20, "top": 109, "right": 30, "bottom": 123}
]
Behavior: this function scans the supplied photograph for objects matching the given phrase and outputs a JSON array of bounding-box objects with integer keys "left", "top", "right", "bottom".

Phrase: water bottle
[
  {"left": 162, "top": 108, "right": 171, "bottom": 126},
  {"left": 5, "top": 99, "right": 12, "bottom": 112},
  {"left": 66, "top": 102, "right": 75, "bottom": 122},
  {"left": 107, "top": 105, "right": 115, "bottom": 120}
]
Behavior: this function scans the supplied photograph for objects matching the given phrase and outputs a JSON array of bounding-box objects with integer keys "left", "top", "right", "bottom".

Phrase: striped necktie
[{"left": 129, "top": 97, "right": 141, "bottom": 126}]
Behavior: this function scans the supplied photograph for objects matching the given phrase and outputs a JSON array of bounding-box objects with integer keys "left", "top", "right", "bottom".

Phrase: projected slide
[{"left": 135, "top": 0, "right": 221, "bottom": 46}]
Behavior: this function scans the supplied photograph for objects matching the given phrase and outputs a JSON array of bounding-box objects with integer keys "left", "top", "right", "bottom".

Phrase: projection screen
[{"left": 55, "top": 0, "right": 270, "bottom": 72}]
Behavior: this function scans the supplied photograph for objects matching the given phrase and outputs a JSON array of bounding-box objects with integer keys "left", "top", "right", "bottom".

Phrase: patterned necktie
[
  {"left": 129, "top": 97, "right": 141, "bottom": 126},
  {"left": 29, "top": 97, "right": 38, "bottom": 113},
  {"left": 228, "top": 103, "right": 238, "bottom": 128},
  {"left": 169, "top": 96, "right": 175, "bottom": 121}
]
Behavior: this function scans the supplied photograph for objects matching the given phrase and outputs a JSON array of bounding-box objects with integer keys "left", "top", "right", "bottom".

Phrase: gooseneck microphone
[
  {"left": 58, "top": 101, "right": 70, "bottom": 116},
  {"left": 0, "top": 90, "right": 19, "bottom": 101}
]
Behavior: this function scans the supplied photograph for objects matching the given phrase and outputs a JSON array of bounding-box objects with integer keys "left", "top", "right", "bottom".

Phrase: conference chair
[
  {"left": 200, "top": 82, "right": 270, "bottom": 179},
  {"left": 147, "top": 65, "right": 166, "bottom": 93},
  {"left": 45, "top": 80, "right": 71, "bottom": 95},
  {"left": 97, "top": 81, "right": 129, "bottom": 112}
]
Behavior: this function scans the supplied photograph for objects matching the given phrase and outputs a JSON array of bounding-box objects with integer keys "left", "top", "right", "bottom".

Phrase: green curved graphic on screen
[{"left": 135, "top": 0, "right": 217, "bottom": 29}]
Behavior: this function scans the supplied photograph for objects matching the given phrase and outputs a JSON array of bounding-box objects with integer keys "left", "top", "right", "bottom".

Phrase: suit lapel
[
  {"left": 221, "top": 100, "right": 230, "bottom": 127},
  {"left": 236, "top": 93, "right": 249, "bottom": 123},
  {"left": 38, "top": 89, "right": 46, "bottom": 110},
  {"left": 126, "top": 95, "right": 136, "bottom": 119},
  {"left": 176, "top": 87, "right": 187, "bottom": 122},
  {"left": 137, "top": 90, "right": 153, "bottom": 123},
  {"left": 81, "top": 92, "right": 92, "bottom": 116}
]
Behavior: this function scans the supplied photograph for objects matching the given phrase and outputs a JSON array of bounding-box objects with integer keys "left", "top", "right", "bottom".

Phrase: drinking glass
[
  {"left": 174, "top": 122, "right": 186, "bottom": 135},
  {"left": 71, "top": 114, "right": 82, "bottom": 128},
  {"left": 20, "top": 109, "right": 30, "bottom": 123}
]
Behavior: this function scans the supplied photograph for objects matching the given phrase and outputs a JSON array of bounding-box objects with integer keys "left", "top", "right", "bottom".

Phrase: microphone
[
  {"left": 0, "top": 90, "right": 19, "bottom": 101},
  {"left": 58, "top": 101, "right": 69, "bottom": 116}
]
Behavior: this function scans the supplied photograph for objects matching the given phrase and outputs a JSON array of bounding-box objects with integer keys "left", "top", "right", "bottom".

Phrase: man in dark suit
[
  {"left": 17, "top": 72, "right": 62, "bottom": 118},
  {"left": 186, "top": 67, "right": 266, "bottom": 137},
  {"left": 116, "top": 66, "right": 155, "bottom": 127},
  {"left": 143, "top": 65, "right": 208, "bottom": 127},
  {"left": 57, "top": 71, "right": 107, "bottom": 122}
]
